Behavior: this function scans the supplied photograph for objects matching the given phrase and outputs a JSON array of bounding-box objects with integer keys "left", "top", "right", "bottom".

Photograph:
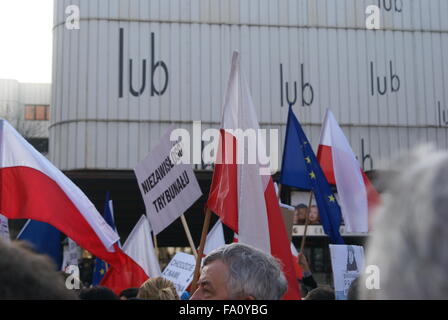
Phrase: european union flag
[
  {"left": 92, "top": 192, "right": 119, "bottom": 285},
  {"left": 92, "top": 258, "right": 108, "bottom": 286},
  {"left": 17, "top": 220, "right": 62, "bottom": 269},
  {"left": 280, "top": 106, "right": 344, "bottom": 244}
]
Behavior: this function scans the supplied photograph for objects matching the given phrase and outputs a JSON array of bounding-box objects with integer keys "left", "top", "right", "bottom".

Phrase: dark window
[{"left": 26, "top": 138, "right": 49, "bottom": 154}]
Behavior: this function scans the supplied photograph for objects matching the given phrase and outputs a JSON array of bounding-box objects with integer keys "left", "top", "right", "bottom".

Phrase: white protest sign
[
  {"left": 0, "top": 214, "right": 10, "bottom": 242},
  {"left": 329, "top": 244, "right": 365, "bottom": 300},
  {"left": 134, "top": 126, "right": 202, "bottom": 234},
  {"left": 162, "top": 252, "right": 196, "bottom": 296}
]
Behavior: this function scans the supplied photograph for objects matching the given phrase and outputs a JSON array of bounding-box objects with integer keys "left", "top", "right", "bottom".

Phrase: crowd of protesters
[{"left": 1, "top": 146, "right": 447, "bottom": 300}]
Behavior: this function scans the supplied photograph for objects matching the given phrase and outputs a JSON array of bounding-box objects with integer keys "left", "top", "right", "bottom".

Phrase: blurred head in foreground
[
  {"left": 79, "top": 286, "right": 119, "bottom": 300},
  {"left": 0, "top": 239, "right": 78, "bottom": 299},
  {"left": 361, "top": 145, "right": 448, "bottom": 299},
  {"left": 138, "top": 277, "right": 179, "bottom": 300},
  {"left": 190, "top": 243, "right": 287, "bottom": 300},
  {"left": 304, "top": 286, "right": 335, "bottom": 300},
  {"left": 119, "top": 287, "right": 139, "bottom": 300}
]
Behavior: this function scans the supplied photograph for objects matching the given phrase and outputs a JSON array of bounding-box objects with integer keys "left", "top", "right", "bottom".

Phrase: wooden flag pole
[
  {"left": 190, "top": 208, "right": 212, "bottom": 293},
  {"left": 180, "top": 214, "right": 198, "bottom": 259},
  {"left": 300, "top": 191, "right": 314, "bottom": 253},
  {"left": 152, "top": 233, "right": 159, "bottom": 258}
]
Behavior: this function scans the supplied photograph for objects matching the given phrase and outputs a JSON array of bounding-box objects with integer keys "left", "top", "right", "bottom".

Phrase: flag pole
[
  {"left": 180, "top": 214, "right": 198, "bottom": 258},
  {"left": 152, "top": 232, "right": 159, "bottom": 258},
  {"left": 191, "top": 207, "right": 212, "bottom": 293},
  {"left": 300, "top": 191, "right": 314, "bottom": 253}
]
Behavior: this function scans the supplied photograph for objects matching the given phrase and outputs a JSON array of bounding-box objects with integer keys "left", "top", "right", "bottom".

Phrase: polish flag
[
  {"left": 290, "top": 243, "right": 303, "bottom": 279},
  {"left": 317, "top": 109, "right": 381, "bottom": 232},
  {"left": 235, "top": 232, "right": 303, "bottom": 280},
  {"left": 0, "top": 119, "right": 147, "bottom": 293},
  {"left": 206, "top": 52, "right": 301, "bottom": 300},
  {"left": 102, "top": 215, "right": 161, "bottom": 289},
  {"left": 122, "top": 215, "right": 161, "bottom": 278}
]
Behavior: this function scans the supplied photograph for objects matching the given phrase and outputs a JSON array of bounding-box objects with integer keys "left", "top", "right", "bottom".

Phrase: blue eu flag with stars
[
  {"left": 280, "top": 106, "right": 344, "bottom": 244},
  {"left": 92, "top": 192, "right": 120, "bottom": 285},
  {"left": 17, "top": 220, "right": 62, "bottom": 269}
]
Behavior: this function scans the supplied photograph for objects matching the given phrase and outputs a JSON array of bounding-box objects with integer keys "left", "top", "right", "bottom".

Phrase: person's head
[
  {"left": 346, "top": 246, "right": 358, "bottom": 271},
  {"left": 137, "top": 277, "right": 179, "bottom": 300},
  {"left": 0, "top": 239, "right": 78, "bottom": 299},
  {"left": 79, "top": 286, "right": 119, "bottom": 300},
  {"left": 304, "top": 286, "right": 335, "bottom": 300},
  {"left": 309, "top": 205, "right": 320, "bottom": 224},
  {"left": 119, "top": 287, "right": 139, "bottom": 300},
  {"left": 348, "top": 246, "right": 355, "bottom": 263},
  {"left": 360, "top": 145, "right": 448, "bottom": 299},
  {"left": 190, "top": 243, "right": 287, "bottom": 300},
  {"left": 294, "top": 204, "right": 308, "bottom": 224}
]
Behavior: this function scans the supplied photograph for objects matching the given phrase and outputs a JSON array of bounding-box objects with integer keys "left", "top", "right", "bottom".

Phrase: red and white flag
[
  {"left": 317, "top": 109, "right": 381, "bottom": 232},
  {"left": 122, "top": 215, "right": 161, "bottom": 278},
  {"left": 101, "top": 215, "right": 161, "bottom": 289},
  {"left": 206, "top": 52, "right": 301, "bottom": 300},
  {"left": 290, "top": 243, "right": 303, "bottom": 279},
  {"left": 0, "top": 119, "right": 147, "bottom": 293},
  {"left": 236, "top": 232, "right": 303, "bottom": 280}
]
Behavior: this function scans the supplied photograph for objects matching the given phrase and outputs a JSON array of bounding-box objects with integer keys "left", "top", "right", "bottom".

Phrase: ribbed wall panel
[{"left": 50, "top": 0, "right": 448, "bottom": 170}]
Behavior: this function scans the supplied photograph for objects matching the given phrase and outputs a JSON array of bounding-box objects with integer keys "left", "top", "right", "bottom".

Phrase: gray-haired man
[{"left": 190, "top": 243, "right": 287, "bottom": 300}]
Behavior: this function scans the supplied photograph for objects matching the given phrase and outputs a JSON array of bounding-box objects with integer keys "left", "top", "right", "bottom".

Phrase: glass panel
[
  {"left": 35, "top": 105, "right": 46, "bottom": 121},
  {"left": 24, "top": 105, "right": 35, "bottom": 120}
]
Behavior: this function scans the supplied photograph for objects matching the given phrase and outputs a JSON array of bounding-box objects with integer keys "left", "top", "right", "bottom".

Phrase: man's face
[
  {"left": 294, "top": 208, "right": 307, "bottom": 224},
  {"left": 190, "top": 259, "right": 231, "bottom": 300},
  {"left": 309, "top": 207, "right": 319, "bottom": 222},
  {"left": 298, "top": 208, "right": 307, "bottom": 220},
  {"left": 293, "top": 210, "right": 300, "bottom": 224}
]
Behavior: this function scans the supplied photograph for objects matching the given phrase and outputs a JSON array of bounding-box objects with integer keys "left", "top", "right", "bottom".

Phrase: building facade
[
  {"left": 51, "top": 0, "right": 448, "bottom": 172},
  {"left": 0, "top": 79, "right": 51, "bottom": 153}
]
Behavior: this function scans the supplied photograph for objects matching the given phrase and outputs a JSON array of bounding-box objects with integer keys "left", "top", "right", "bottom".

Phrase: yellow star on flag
[
  {"left": 100, "top": 269, "right": 105, "bottom": 275},
  {"left": 328, "top": 195, "right": 336, "bottom": 202},
  {"left": 305, "top": 156, "right": 311, "bottom": 164},
  {"left": 309, "top": 171, "right": 316, "bottom": 179}
]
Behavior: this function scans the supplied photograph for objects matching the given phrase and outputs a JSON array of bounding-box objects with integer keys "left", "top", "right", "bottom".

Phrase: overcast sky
[{"left": 0, "top": 0, "right": 53, "bottom": 83}]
